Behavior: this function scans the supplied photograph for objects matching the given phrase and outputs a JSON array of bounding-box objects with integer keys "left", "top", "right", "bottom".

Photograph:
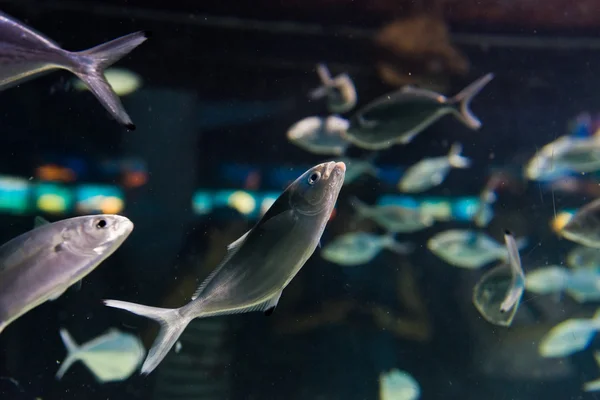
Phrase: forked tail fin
[
  {"left": 72, "top": 31, "right": 148, "bottom": 129},
  {"left": 450, "top": 73, "right": 494, "bottom": 130},
  {"left": 103, "top": 299, "right": 191, "bottom": 375}
]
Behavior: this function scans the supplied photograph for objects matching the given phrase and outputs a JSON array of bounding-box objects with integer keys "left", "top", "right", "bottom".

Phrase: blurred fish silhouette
[
  {"left": 308, "top": 63, "right": 357, "bottom": 114},
  {"left": 56, "top": 328, "right": 145, "bottom": 382}
]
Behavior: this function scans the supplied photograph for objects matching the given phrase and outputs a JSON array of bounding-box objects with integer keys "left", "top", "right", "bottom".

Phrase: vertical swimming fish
[
  {"left": 344, "top": 73, "right": 494, "bottom": 150},
  {"left": 472, "top": 230, "right": 525, "bottom": 327},
  {"left": 0, "top": 215, "right": 133, "bottom": 334},
  {"left": 104, "top": 161, "right": 346, "bottom": 374},
  {"left": 308, "top": 63, "right": 357, "bottom": 114},
  {"left": 0, "top": 11, "right": 148, "bottom": 129}
]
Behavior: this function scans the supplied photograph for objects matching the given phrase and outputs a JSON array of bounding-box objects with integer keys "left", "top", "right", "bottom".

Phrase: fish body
[
  {"left": 379, "top": 369, "right": 420, "bottom": 400},
  {"left": 472, "top": 231, "right": 525, "bottom": 327},
  {"left": 0, "top": 215, "right": 133, "bottom": 334},
  {"left": 539, "top": 311, "right": 600, "bottom": 358},
  {"left": 287, "top": 116, "right": 350, "bottom": 155},
  {"left": 525, "top": 135, "right": 600, "bottom": 181},
  {"left": 561, "top": 198, "right": 600, "bottom": 248},
  {"left": 345, "top": 73, "right": 494, "bottom": 150},
  {"left": 320, "top": 231, "right": 412, "bottom": 266},
  {"left": 308, "top": 63, "right": 357, "bottom": 114},
  {"left": 104, "top": 161, "right": 346, "bottom": 374},
  {"left": 525, "top": 266, "right": 571, "bottom": 295},
  {"left": 56, "top": 328, "right": 145, "bottom": 382},
  {"left": 350, "top": 196, "right": 433, "bottom": 233},
  {"left": 398, "top": 143, "right": 471, "bottom": 193},
  {"left": 427, "top": 229, "right": 527, "bottom": 269},
  {"left": 0, "top": 11, "right": 147, "bottom": 129}
]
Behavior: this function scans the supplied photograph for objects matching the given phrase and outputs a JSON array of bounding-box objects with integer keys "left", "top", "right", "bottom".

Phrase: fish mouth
[
  {"left": 322, "top": 161, "right": 346, "bottom": 180},
  {"left": 114, "top": 216, "right": 135, "bottom": 237}
]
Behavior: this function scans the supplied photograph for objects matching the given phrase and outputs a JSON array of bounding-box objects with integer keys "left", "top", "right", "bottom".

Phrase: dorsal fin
[
  {"left": 190, "top": 229, "right": 251, "bottom": 301},
  {"left": 34, "top": 216, "right": 50, "bottom": 229}
]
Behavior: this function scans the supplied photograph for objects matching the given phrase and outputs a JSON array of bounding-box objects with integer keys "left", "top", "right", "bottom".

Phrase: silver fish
[
  {"left": 344, "top": 73, "right": 494, "bottom": 150},
  {"left": 0, "top": 214, "right": 133, "bottom": 334},
  {"left": 350, "top": 196, "right": 433, "bottom": 233},
  {"left": 287, "top": 115, "right": 350, "bottom": 155},
  {"left": 0, "top": 11, "right": 147, "bottom": 129},
  {"left": 308, "top": 63, "right": 357, "bottom": 114},
  {"left": 561, "top": 198, "right": 600, "bottom": 248},
  {"left": 427, "top": 229, "right": 528, "bottom": 269},
  {"left": 472, "top": 230, "right": 525, "bottom": 327},
  {"left": 525, "top": 135, "right": 600, "bottom": 181},
  {"left": 538, "top": 311, "right": 600, "bottom": 358},
  {"left": 320, "top": 231, "right": 413, "bottom": 267},
  {"left": 398, "top": 142, "right": 471, "bottom": 193},
  {"left": 104, "top": 161, "right": 346, "bottom": 374},
  {"left": 56, "top": 328, "right": 145, "bottom": 382}
]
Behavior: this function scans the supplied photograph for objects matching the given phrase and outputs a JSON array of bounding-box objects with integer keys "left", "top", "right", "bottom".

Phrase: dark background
[{"left": 0, "top": 0, "right": 599, "bottom": 399}]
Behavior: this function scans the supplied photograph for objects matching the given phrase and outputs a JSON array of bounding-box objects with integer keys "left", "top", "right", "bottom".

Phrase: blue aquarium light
[
  {"left": 74, "top": 184, "right": 125, "bottom": 214},
  {"left": 0, "top": 175, "right": 31, "bottom": 214}
]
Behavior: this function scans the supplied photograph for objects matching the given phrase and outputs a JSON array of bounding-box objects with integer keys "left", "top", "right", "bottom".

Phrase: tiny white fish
[
  {"left": 56, "top": 328, "right": 146, "bottom": 382},
  {"left": 350, "top": 196, "right": 434, "bottom": 233},
  {"left": 287, "top": 116, "right": 350, "bottom": 155},
  {"left": 525, "top": 266, "right": 571, "bottom": 295},
  {"left": 379, "top": 369, "right": 420, "bottom": 400},
  {"left": 309, "top": 63, "right": 357, "bottom": 114},
  {"left": 539, "top": 310, "right": 600, "bottom": 358},
  {"left": 321, "top": 231, "right": 413, "bottom": 266},
  {"left": 427, "top": 229, "right": 527, "bottom": 269},
  {"left": 398, "top": 143, "right": 471, "bottom": 193}
]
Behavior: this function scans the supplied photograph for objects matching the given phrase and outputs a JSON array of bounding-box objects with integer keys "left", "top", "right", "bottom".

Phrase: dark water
[{"left": 0, "top": 1, "right": 600, "bottom": 399}]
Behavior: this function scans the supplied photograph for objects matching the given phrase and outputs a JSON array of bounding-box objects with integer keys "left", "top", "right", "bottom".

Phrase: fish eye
[
  {"left": 96, "top": 219, "right": 107, "bottom": 229},
  {"left": 308, "top": 171, "right": 321, "bottom": 185}
]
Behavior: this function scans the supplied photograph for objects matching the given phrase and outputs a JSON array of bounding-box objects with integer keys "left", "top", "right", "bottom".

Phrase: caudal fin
[
  {"left": 450, "top": 73, "right": 494, "bottom": 130},
  {"left": 56, "top": 328, "right": 81, "bottom": 380},
  {"left": 308, "top": 63, "right": 333, "bottom": 99},
  {"left": 72, "top": 31, "right": 148, "bottom": 130},
  {"left": 447, "top": 142, "right": 471, "bottom": 168},
  {"left": 103, "top": 299, "right": 191, "bottom": 375}
]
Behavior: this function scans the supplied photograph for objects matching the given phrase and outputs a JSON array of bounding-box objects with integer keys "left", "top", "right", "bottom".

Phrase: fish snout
[{"left": 114, "top": 216, "right": 134, "bottom": 236}]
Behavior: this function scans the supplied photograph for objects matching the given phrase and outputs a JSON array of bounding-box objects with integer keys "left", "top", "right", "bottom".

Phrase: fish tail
[
  {"left": 103, "top": 299, "right": 191, "bottom": 375},
  {"left": 450, "top": 73, "right": 494, "bottom": 130},
  {"left": 382, "top": 233, "right": 414, "bottom": 255},
  {"left": 447, "top": 142, "right": 471, "bottom": 168},
  {"left": 72, "top": 31, "right": 149, "bottom": 130},
  {"left": 308, "top": 63, "right": 333, "bottom": 99},
  {"left": 56, "top": 328, "right": 80, "bottom": 380}
]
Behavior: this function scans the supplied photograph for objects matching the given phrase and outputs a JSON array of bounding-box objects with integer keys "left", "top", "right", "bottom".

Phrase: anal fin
[{"left": 264, "top": 290, "right": 282, "bottom": 316}]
